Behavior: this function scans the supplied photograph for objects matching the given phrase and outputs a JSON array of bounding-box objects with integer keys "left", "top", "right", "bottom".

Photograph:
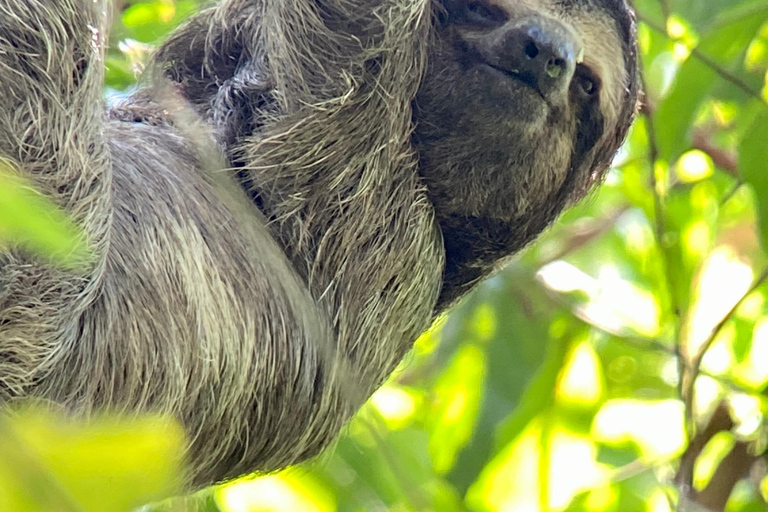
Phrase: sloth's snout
[{"left": 483, "top": 18, "right": 578, "bottom": 104}]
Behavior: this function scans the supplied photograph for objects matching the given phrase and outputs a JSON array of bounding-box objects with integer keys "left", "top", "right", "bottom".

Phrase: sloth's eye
[
  {"left": 462, "top": 1, "right": 507, "bottom": 27},
  {"left": 578, "top": 76, "right": 596, "bottom": 95},
  {"left": 574, "top": 65, "right": 600, "bottom": 100}
]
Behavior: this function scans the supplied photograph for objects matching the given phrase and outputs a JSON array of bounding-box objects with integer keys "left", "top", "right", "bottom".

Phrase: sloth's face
[{"left": 414, "top": 0, "right": 638, "bottom": 223}]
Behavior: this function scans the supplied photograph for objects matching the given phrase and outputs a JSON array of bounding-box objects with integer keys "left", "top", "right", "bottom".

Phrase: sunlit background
[{"left": 2, "top": 0, "right": 768, "bottom": 511}]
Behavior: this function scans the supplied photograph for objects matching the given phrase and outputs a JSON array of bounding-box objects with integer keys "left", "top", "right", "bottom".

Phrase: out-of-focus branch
[
  {"left": 537, "top": 205, "right": 629, "bottom": 266},
  {"left": 639, "top": 101, "right": 739, "bottom": 179},
  {"left": 691, "top": 130, "right": 738, "bottom": 177},
  {"left": 639, "top": 77, "right": 690, "bottom": 432},
  {"left": 675, "top": 403, "right": 733, "bottom": 490},
  {"left": 695, "top": 441, "right": 758, "bottom": 511},
  {"left": 675, "top": 403, "right": 760, "bottom": 512}
]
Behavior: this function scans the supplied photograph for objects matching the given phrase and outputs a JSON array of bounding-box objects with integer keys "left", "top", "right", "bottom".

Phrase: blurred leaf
[
  {"left": 732, "top": 316, "right": 755, "bottom": 363},
  {"left": 740, "top": 111, "right": 768, "bottom": 250},
  {"left": 0, "top": 167, "right": 89, "bottom": 267},
  {"left": 121, "top": 1, "right": 199, "bottom": 43},
  {"left": 445, "top": 272, "right": 568, "bottom": 495},
  {"left": 428, "top": 344, "right": 486, "bottom": 474},
  {"left": 0, "top": 408, "right": 185, "bottom": 512},
  {"left": 105, "top": 54, "right": 139, "bottom": 91},
  {"left": 493, "top": 328, "right": 574, "bottom": 449}
]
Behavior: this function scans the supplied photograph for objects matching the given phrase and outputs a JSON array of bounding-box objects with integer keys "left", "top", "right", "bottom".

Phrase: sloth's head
[
  {"left": 414, "top": 0, "right": 638, "bottom": 226},
  {"left": 153, "top": 0, "right": 638, "bottom": 262}
]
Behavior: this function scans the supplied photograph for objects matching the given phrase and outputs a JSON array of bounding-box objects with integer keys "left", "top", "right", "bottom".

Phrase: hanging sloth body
[{"left": 0, "top": 0, "right": 638, "bottom": 488}]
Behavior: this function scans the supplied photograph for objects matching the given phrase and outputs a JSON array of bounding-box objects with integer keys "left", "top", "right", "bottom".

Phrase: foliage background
[{"left": 2, "top": 0, "right": 768, "bottom": 510}]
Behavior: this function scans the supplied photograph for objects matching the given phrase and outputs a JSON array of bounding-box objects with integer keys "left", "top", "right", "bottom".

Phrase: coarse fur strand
[{"left": 0, "top": 0, "right": 639, "bottom": 489}]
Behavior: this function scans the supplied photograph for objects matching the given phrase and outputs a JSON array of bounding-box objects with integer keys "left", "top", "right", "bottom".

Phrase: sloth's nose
[{"left": 492, "top": 19, "right": 578, "bottom": 103}]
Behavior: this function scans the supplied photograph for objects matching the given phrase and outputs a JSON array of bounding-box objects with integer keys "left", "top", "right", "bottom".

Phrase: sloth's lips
[{"left": 482, "top": 63, "right": 549, "bottom": 104}]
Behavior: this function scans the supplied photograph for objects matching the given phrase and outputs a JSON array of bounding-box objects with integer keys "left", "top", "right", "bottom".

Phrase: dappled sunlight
[
  {"left": 687, "top": 248, "right": 754, "bottom": 356},
  {"left": 370, "top": 386, "right": 418, "bottom": 430},
  {"left": 537, "top": 260, "right": 595, "bottom": 294},
  {"left": 470, "top": 303, "right": 497, "bottom": 342},
  {"left": 676, "top": 150, "right": 713, "bottom": 183},
  {"left": 467, "top": 422, "right": 608, "bottom": 512},
  {"left": 429, "top": 344, "right": 486, "bottom": 474},
  {"left": 618, "top": 209, "right": 656, "bottom": 255},
  {"left": 467, "top": 427, "right": 540, "bottom": 512},
  {"left": 692, "top": 376, "right": 723, "bottom": 417},
  {"left": 648, "top": 490, "right": 674, "bottom": 512},
  {"left": 217, "top": 474, "right": 335, "bottom": 512},
  {"left": 537, "top": 261, "right": 661, "bottom": 337},
  {"left": 556, "top": 342, "right": 604, "bottom": 407},
  {"left": 729, "top": 394, "right": 763, "bottom": 437},
  {"left": 593, "top": 400, "right": 687, "bottom": 461},
  {"left": 584, "top": 483, "right": 618, "bottom": 511},
  {"left": 700, "top": 339, "right": 733, "bottom": 375},
  {"left": 692, "top": 432, "right": 734, "bottom": 491},
  {"left": 547, "top": 430, "right": 606, "bottom": 509},
  {"left": 683, "top": 220, "right": 711, "bottom": 259}
]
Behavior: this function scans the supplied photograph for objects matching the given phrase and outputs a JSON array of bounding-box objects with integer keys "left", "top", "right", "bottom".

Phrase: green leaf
[
  {"left": 105, "top": 55, "right": 138, "bottom": 91},
  {"left": 445, "top": 271, "right": 568, "bottom": 494},
  {"left": 428, "top": 344, "right": 486, "bottom": 474},
  {"left": 655, "top": 57, "right": 717, "bottom": 161},
  {"left": 493, "top": 325, "right": 576, "bottom": 449},
  {"left": 0, "top": 167, "right": 89, "bottom": 267},
  {"left": 121, "top": 1, "right": 200, "bottom": 43},
  {"left": 740, "top": 111, "right": 768, "bottom": 249},
  {"left": 655, "top": 9, "right": 767, "bottom": 161},
  {"left": 732, "top": 316, "right": 755, "bottom": 363},
  {"left": 0, "top": 408, "right": 185, "bottom": 512}
]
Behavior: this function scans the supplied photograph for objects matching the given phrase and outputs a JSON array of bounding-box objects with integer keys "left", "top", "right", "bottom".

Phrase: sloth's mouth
[{"left": 482, "top": 63, "right": 549, "bottom": 104}]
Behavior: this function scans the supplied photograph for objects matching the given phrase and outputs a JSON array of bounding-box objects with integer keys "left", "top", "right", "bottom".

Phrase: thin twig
[
  {"left": 638, "top": 86, "right": 675, "bottom": 309},
  {"left": 638, "top": 15, "right": 764, "bottom": 102},
  {"left": 720, "top": 181, "right": 744, "bottom": 206},
  {"left": 658, "top": 0, "right": 671, "bottom": 19},
  {"left": 691, "top": 130, "right": 738, "bottom": 178},
  {"left": 538, "top": 206, "right": 630, "bottom": 266},
  {"left": 610, "top": 335, "right": 759, "bottom": 396},
  {"left": 684, "top": 267, "right": 768, "bottom": 417},
  {"left": 703, "top": 5, "right": 768, "bottom": 37}
]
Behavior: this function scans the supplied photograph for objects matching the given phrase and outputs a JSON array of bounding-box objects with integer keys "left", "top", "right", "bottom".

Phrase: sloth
[{"left": 0, "top": 0, "right": 638, "bottom": 489}]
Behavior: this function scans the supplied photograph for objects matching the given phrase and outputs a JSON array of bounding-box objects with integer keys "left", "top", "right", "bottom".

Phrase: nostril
[
  {"left": 524, "top": 40, "right": 539, "bottom": 59},
  {"left": 479, "top": 17, "right": 577, "bottom": 102},
  {"left": 546, "top": 58, "right": 565, "bottom": 78}
]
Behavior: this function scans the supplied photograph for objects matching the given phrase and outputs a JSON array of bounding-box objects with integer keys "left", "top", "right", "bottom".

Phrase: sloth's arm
[
  {"left": 0, "top": 0, "right": 355, "bottom": 488},
  {"left": 0, "top": 0, "right": 112, "bottom": 248},
  {"left": 0, "top": 0, "right": 113, "bottom": 396}
]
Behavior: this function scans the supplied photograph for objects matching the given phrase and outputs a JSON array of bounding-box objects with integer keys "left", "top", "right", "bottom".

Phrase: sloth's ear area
[{"left": 152, "top": 11, "right": 241, "bottom": 103}]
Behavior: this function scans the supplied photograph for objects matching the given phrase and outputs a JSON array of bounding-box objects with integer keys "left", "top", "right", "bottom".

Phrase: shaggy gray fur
[{"left": 0, "top": 0, "right": 638, "bottom": 489}]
